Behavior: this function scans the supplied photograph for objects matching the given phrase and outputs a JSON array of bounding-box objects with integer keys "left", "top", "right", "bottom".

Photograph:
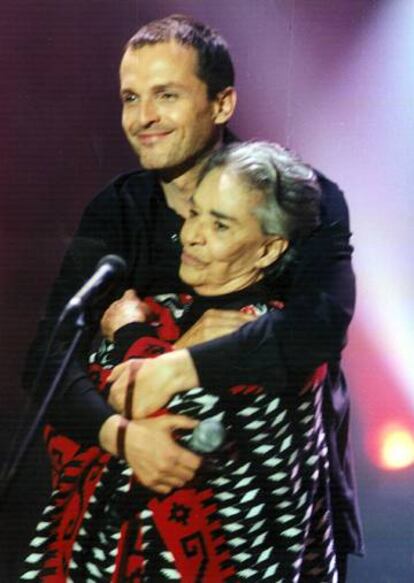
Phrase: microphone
[
  {"left": 186, "top": 419, "right": 226, "bottom": 454},
  {"left": 64, "top": 254, "right": 127, "bottom": 314}
]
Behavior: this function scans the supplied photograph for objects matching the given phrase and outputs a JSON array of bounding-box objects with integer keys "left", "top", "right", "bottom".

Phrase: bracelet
[
  {"left": 125, "top": 369, "right": 135, "bottom": 421},
  {"left": 116, "top": 417, "right": 130, "bottom": 459}
]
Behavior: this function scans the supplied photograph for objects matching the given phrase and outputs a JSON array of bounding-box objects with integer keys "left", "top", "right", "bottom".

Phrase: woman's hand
[
  {"left": 107, "top": 350, "right": 199, "bottom": 418},
  {"left": 173, "top": 308, "right": 256, "bottom": 349},
  {"left": 101, "top": 289, "right": 151, "bottom": 341}
]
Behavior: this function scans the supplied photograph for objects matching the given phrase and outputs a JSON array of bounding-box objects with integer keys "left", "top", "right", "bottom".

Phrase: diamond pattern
[{"left": 21, "top": 295, "right": 338, "bottom": 582}]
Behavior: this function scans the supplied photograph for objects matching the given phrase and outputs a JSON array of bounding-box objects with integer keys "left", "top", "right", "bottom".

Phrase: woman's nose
[{"left": 181, "top": 218, "right": 205, "bottom": 246}]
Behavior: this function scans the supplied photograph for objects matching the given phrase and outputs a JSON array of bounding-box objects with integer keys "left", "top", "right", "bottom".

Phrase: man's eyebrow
[
  {"left": 120, "top": 87, "right": 134, "bottom": 96},
  {"left": 120, "top": 82, "right": 185, "bottom": 97},
  {"left": 120, "top": 81, "right": 184, "bottom": 93},
  {"left": 152, "top": 83, "right": 185, "bottom": 91}
]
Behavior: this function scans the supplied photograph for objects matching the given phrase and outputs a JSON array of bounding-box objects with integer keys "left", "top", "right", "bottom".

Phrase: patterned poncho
[{"left": 22, "top": 290, "right": 338, "bottom": 582}]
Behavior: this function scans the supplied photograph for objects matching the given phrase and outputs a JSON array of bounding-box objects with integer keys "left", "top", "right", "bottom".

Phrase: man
[{"left": 24, "top": 14, "right": 362, "bottom": 578}]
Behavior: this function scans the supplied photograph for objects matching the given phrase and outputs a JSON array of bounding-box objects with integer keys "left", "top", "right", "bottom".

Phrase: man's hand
[
  {"left": 173, "top": 309, "right": 256, "bottom": 349},
  {"left": 101, "top": 289, "right": 151, "bottom": 341},
  {"left": 99, "top": 414, "right": 201, "bottom": 494},
  {"left": 107, "top": 350, "right": 199, "bottom": 418}
]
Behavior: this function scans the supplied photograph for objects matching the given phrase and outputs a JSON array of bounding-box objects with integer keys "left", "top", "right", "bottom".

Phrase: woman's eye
[
  {"left": 214, "top": 221, "right": 229, "bottom": 232},
  {"left": 188, "top": 208, "right": 198, "bottom": 218}
]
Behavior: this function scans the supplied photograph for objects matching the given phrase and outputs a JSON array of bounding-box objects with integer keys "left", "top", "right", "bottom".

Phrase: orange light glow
[{"left": 377, "top": 425, "right": 414, "bottom": 471}]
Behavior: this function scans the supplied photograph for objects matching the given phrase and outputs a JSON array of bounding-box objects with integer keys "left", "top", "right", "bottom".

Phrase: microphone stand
[{"left": 0, "top": 311, "right": 87, "bottom": 506}]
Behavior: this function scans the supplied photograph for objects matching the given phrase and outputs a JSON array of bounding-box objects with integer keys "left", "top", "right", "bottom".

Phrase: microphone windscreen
[
  {"left": 96, "top": 254, "right": 127, "bottom": 276},
  {"left": 186, "top": 419, "right": 226, "bottom": 454}
]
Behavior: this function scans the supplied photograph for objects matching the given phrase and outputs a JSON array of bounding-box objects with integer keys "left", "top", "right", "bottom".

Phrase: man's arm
[
  {"left": 22, "top": 177, "right": 140, "bottom": 444},
  {"left": 106, "top": 213, "right": 355, "bottom": 418},
  {"left": 108, "top": 174, "right": 355, "bottom": 414},
  {"left": 190, "top": 174, "right": 355, "bottom": 389}
]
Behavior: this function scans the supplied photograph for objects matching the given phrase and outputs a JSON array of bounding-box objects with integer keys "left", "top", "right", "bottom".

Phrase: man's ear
[
  {"left": 212, "top": 87, "right": 237, "bottom": 125},
  {"left": 256, "top": 236, "right": 289, "bottom": 269}
]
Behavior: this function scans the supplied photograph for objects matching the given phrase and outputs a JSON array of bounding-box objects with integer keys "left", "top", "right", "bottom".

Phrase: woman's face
[{"left": 179, "top": 167, "right": 286, "bottom": 295}]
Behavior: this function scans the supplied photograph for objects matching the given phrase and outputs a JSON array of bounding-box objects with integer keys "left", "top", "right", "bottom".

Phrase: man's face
[
  {"left": 120, "top": 42, "right": 226, "bottom": 172},
  {"left": 179, "top": 167, "right": 274, "bottom": 296}
]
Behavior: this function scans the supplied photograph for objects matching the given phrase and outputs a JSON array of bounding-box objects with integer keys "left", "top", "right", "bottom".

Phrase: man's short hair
[
  {"left": 126, "top": 14, "right": 235, "bottom": 100},
  {"left": 198, "top": 141, "right": 322, "bottom": 240}
]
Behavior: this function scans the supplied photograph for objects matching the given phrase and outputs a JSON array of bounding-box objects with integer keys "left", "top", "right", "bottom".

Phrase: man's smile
[{"left": 137, "top": 130, "right": 174, "bottom": 145}]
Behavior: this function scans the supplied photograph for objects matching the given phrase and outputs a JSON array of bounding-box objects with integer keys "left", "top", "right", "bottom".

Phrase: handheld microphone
[
  {"left": 186, "top": 419, "right": 226, "bottom": 454},
  {"left": 64, "top": 254, "right": 127, "bottom": 314}
]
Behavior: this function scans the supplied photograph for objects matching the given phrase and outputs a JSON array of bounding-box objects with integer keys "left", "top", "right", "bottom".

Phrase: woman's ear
[
  {"left": 256, "top": 236, "right": 289, "bottom": 269},
  {"left": 212, "top": 87, "right": 237, "bottom": 125}
]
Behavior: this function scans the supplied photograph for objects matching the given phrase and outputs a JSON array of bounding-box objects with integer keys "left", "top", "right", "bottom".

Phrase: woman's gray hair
[{"left": 198, "top": 141, "right": 322, "bottom": 239}]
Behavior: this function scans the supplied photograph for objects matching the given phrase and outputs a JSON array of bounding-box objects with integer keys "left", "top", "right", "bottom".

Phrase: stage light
[{"left": 377, "top": 424, "right": 414, "bottom": 471}]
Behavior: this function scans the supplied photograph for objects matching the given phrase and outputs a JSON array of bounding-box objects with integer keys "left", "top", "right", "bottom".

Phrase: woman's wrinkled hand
[{"left": 101, "top": 289, "right": 151, "bottom": 341}]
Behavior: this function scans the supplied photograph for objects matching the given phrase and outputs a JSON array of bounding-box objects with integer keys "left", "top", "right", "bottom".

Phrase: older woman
[{"left": 22, "top": 142, "right": 338, "bottom": 582}]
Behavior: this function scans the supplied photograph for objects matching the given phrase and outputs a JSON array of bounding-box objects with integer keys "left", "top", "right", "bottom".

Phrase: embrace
[
  {"left": 24, "top": 142, "right": 337, "bottom": 581},
  {"left": 22, "top": 14, "right": 362, "bottom": 583}
]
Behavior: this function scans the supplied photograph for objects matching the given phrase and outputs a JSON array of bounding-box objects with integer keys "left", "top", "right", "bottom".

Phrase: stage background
[{"left": 1, "top": 1, "right": 413, "bottom": 580}]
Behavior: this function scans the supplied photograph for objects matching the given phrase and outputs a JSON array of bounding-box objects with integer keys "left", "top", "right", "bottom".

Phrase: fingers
[
  {"left": 150, "top": 478, "right": 187, "bottom": 495},
  {"left": 101, "top": 290, "right": 150, "bottom": 340},
  {"left": 204, "top": 308, "right": 256, "bottom": 322},
  {"left": 150, "top": 472, "right": 192, "bottom": 494},
  {"left": 139, "top": 449, "right": 200, "bottom": 494},
  {"left": 151, "top": 460, "right": 197, "bottom": 490},
  {"left": 107, "top": 359, "right": 144, "bottom": 413},
  {"left": 151, "top": 483, "right": 174, "bottom": 495},
  {"left": 158, "top": 415, "right": 202, "bottom": 470},
  {"left": 174, "top": 309, "right": 257, "bottom": 349},
  {"left": 107, "top": 359, "right": 142, "bottom": 383},
  {"left": 123, "top": 288, "right": 139, "bottom": 300},
  {"left": 161, "top": 414, "right": 199, "bottom": 431},
  {"left": 107, "top": 361, "right": 129, "bottom": 382},
  {"left": 178, "top": 449, "right": 202, "bottom": 472},
  {"left": 125, "top": 417, "right": 202, "bottom": 494}
]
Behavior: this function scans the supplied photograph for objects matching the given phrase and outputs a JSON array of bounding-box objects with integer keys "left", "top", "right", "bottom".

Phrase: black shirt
[{"left": 23, "top": 168, "right": 363, "bottom": 555}]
